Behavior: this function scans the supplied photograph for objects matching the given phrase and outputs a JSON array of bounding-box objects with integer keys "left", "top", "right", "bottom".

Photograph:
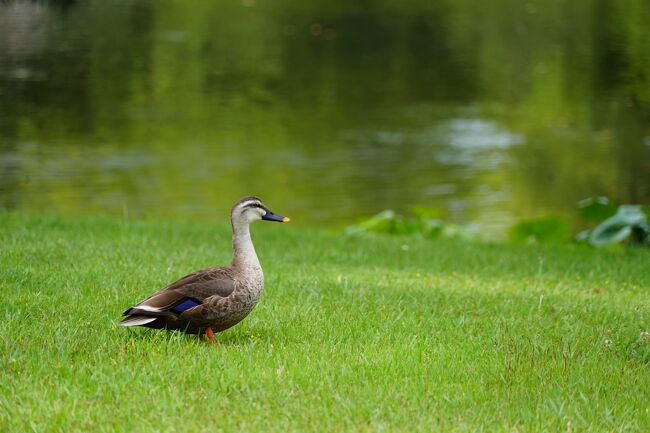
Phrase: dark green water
[{"left": 1, "top": 0, "right": 649, "bottom": 236}]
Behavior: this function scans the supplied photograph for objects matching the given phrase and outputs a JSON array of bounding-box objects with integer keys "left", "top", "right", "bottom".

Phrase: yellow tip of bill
[{"left": 283, "top": 217, "right": 291, "bottom": 223}]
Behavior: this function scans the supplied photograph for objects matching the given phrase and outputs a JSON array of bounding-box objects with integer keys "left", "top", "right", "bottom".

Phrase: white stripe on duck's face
[{"left": 232, "top": 199, "right": 267, "bottom": 226}]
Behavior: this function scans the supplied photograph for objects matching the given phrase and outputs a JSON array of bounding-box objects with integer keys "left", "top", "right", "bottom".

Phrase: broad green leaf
[
  {"left": 589, "top": 205, "right": 647, "bottom": 246},
  {"left": 508, "top": 216, "right": 571, "bottom": 243},
  {"left": 577, "top": 197, "right": 618, "bottom": 222}
]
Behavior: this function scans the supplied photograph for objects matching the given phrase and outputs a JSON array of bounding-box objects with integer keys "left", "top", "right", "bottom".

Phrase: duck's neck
[{"left": 231, "top": 224, "right": 261, "bottom": 270}]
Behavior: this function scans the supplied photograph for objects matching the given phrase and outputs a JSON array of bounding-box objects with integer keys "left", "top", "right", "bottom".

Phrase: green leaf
[
  {"left": 575, "top": 229, "right": 591, "bottom": 243},
  {"left": 577, "top": 196, "right": 618, "bottom": 223},
  {"left": 345, "top": 210, "right": 396, "bottom": 235},
  {"left": 509, "top": 216, "right": 571, "bottom": 243},
  {"left": 346, "top": 210, "right": 473, "bottom": 240},
  {"left": 589, "top": 205, "right": 648, "bottom": 246}
]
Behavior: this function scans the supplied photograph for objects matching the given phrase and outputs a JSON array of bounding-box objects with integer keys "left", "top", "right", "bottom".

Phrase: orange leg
[{"left": 205, "top": 327, "right": 219, "bottom": 348}]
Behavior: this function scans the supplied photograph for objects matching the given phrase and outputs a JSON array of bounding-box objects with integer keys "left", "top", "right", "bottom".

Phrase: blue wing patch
[{"left": 172, "top": 298, "right": 201, "bottom": 313}]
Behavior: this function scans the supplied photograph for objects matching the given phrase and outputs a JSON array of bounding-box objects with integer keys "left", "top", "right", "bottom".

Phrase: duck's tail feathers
[{"left": 119, "top": 315, "right": 157, "bottom": 327}]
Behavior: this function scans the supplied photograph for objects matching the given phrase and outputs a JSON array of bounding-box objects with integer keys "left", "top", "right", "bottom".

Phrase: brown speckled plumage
[{"left": 119, "top": 197, "right": 288, "bottom": 337}]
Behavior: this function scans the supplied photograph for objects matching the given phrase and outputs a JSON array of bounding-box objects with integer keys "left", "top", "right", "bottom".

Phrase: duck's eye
[{"left": 240, "top": 203, "right": 264, "bottom": 215}]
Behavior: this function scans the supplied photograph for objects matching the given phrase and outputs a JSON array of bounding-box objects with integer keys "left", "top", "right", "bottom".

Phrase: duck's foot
[{"left": 205, "top": 327, "right": 219, "bottom": 348}]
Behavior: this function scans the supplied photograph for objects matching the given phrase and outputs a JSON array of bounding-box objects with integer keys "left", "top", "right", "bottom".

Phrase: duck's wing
[
  {"left": 177, "top": 294, "right": 233, "bottom": 327},
  {"left": 120, "top": 268, "right": 235, "bottom": 329}
]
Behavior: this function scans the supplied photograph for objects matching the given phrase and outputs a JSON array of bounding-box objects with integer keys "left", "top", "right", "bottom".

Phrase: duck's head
[{"left": 231, "top": 196, "right": 290, "bottom": 228}]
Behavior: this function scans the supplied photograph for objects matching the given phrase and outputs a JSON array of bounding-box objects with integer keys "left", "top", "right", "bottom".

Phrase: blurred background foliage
[
  {"left": 349, "top": 197, "right": 649, "bottom": 248},
  {"left": 0, "top": 0, "right": 649, "bottom": 238},
  {"left": 506, "top": 197, "right": 649, "bottom": 246}
]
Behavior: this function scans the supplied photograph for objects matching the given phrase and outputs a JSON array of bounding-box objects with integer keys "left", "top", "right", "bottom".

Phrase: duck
[{"left": 119, "top": 196, "right": 290, "bottom": 346}]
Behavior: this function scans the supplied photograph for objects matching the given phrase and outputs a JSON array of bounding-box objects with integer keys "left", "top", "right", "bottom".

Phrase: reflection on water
[{"left": 0, "top": 0, "right": 649, "bottom": 236}]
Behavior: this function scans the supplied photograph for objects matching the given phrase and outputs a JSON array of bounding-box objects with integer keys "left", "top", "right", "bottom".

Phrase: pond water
[{"left": 1, "top": 0, "right": 649, "bottom": 237}]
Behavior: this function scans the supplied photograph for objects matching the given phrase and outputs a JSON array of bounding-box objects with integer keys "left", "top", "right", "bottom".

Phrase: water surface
[{"left": 1, "top": 0, "right": 649, "bottom": 236}]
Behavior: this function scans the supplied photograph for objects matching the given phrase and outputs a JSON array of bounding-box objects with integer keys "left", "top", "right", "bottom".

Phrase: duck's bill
[{"left": 262, "top": 211, "right": 290, "bottom": 223}]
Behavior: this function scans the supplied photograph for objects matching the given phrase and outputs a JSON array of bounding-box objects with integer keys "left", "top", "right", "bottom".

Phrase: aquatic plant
[
  {"left": 577, "top": 204, "right": 649, "bottom": 247},
  {"left": 345, "top": 209, "right": 474, "bottom": 240},
  {"left": 508, "top": 216, "right": 571, "bottom": 244}
]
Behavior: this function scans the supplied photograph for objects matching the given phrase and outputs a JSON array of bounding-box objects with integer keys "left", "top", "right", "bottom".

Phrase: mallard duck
[{"left": 119, "top": 196, "right": 290, "bottom": 346}]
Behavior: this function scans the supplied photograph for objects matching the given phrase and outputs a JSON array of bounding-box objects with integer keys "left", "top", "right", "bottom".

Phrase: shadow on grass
[{"left": 117, "top": 323, "right": 283, "bottom": 348}]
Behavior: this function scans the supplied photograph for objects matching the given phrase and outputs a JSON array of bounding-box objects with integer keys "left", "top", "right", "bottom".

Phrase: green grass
[{"left": 1, "top": 213, "right": 650, "bottom": 432}]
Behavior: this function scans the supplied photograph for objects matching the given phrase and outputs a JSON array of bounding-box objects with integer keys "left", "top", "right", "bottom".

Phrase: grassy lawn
[{"left": 1, "top": 212, "right": 650, "bottom": 432}]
